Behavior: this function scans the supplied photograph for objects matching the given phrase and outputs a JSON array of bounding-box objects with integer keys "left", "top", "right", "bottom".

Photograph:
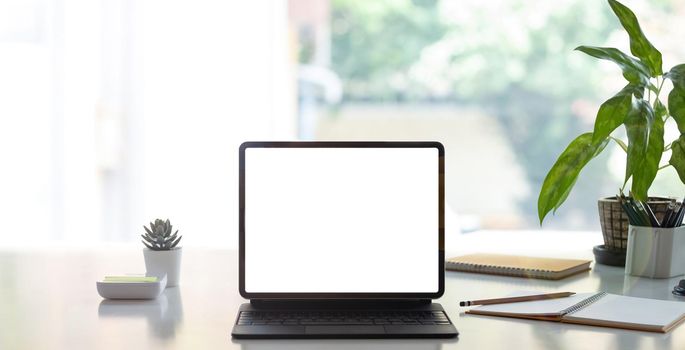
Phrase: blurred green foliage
[
  {"left": 331, "top": 0, "right": 615, "bottom": 102},
  {"left": 331, "top": 0, "right": 446, "bottom": 101},
  {"left": 329, "top": 0, "right": 625, "bottom": 226}
]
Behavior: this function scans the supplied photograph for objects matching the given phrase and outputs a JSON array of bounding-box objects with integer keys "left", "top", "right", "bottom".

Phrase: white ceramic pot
[
  {"left": 625, "top": 225, "right": 685, "bottom": 278},
  {"left": 144, "top": 247, "right": 182, "bottom": 287}
]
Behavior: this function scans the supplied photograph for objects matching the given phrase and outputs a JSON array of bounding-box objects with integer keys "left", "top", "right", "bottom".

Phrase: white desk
[{"left": 2, "top": 230, "right": 685, "bottom": 349}]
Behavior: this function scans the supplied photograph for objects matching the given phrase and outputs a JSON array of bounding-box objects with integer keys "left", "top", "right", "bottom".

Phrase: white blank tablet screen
[{"left": 244, "top": 147, "right": 439, "bottom": 293}]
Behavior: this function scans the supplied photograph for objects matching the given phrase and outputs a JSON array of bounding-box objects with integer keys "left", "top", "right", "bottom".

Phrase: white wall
[
  {"left": 0, "top": 0, "right": 295, "bottom": 247},
  {"left": 138, "top": 0, "right": 295, "bottom": 247}
]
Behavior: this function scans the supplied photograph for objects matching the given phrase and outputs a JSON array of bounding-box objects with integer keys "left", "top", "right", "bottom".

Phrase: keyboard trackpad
[{"left": 305, "top": 326, "right": 385, "bottom": 335}]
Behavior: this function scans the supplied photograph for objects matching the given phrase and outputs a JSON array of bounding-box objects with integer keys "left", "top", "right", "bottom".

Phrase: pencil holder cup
[{"left": 625, "top": 225, "right": 685, "bottom": 278}]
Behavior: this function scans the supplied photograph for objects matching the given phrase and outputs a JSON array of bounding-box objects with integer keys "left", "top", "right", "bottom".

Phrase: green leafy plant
[
  {"left": 141, "top": 219, "right": 182, "bottom": 250},
  {"left": 538, "top": 0, "right": 685, "bottom": 224}
]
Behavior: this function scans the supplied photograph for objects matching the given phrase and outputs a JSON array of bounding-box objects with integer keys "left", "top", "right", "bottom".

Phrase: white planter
[
  {"left": 144, "top": 247, "right": 182, "bottom": 287},
  {"left": 625, "top": 225, "right": 685, "bottom": 278}
]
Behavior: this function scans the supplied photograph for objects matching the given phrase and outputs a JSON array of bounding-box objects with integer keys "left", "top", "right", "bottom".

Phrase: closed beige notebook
[
  {"left": 445, "top": 253, "right": 591, "bottom": 280},
  {"left": 467, "top": 292, "right": 685, "bottom": 333}
]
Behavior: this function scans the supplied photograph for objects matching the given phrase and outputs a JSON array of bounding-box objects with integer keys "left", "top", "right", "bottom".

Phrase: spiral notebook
[
  {"left": 466, "top": 292, "right": 685, "bottom": 333},
  {"left": 445, "top": 254, "right": 591, "bottom": 280}
]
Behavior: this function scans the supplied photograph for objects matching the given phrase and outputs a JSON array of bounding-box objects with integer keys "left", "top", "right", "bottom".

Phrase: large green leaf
[
  {"left": 538, "top": 133, "right": 609, "bottom": 224},
  {"left": 591, "top": 83, "right": 643, "bottom": 143},
  {"left": 668, "top": 64, "right": 685, "bottom": 87},
  {"left": 608, "top": 0, "right": 663, "bottom": 76},
  {"left": 553, "top": 176, "right": 578, "bottom": 214},
  {"left": 630, "top": 104, "right": 663, "bottom": 201},
  {"left": 654, "top": 99, "right": 667, "bottom": 119},
  {"left": 575, "top": 46, "right": 650, "bottom": 85},
  {"left": 668, "top": 65, "right": 685, "bottom": 133},
  {"left": 670, "top": 135, "right": 685, "bottom": 184},
  {"left": 624, "top": 99, "right": 655, "bottom": 200}
]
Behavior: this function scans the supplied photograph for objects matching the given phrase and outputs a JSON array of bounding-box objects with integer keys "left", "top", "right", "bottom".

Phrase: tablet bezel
[{"left": 239, "top": 141, "right": 444, "bottom": 300}]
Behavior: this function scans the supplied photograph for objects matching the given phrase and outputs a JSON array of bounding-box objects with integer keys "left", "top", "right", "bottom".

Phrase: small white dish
[{"left": 96, "top": 274, "right": 167, "bottom": 300}]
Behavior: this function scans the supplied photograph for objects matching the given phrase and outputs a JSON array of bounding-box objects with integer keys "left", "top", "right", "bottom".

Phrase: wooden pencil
[{"left": 459, "top": 292, "right": 576, "bottom": 307}]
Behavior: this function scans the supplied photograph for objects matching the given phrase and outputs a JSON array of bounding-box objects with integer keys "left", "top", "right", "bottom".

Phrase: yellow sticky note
[{"left": 103, "top": 276, "right": 158, "bottom": 283}]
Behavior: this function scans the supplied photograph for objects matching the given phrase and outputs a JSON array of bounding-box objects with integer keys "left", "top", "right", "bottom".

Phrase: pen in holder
[{"left": 619, "top": 193, "right": 685, "bottom": 278}]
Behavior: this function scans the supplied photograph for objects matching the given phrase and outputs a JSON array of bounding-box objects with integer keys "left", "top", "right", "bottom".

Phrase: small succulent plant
[{"left": 141, "top": 219, "right": 182, "bottom": 251}]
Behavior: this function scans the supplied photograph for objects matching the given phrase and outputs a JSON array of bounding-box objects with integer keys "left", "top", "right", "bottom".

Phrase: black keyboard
[{"left": 236, "top": 310, "right": 452, "bottom": 326}]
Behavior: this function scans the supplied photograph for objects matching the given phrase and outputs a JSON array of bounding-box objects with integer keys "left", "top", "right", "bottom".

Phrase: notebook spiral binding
[
  {"left": 447, "top": 262, "right": 551, "bottom": 273},
  {"left": 561, "top": 292, "right": 608, "bottom": 316},
  {"left": 445, "top": 262, "right": 558, "bottom": 279}
]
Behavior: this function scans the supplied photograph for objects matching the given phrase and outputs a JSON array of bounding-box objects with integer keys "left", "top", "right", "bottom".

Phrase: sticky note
[{"left": 103, "top": 276, "right": 158, "bottom": 283}]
